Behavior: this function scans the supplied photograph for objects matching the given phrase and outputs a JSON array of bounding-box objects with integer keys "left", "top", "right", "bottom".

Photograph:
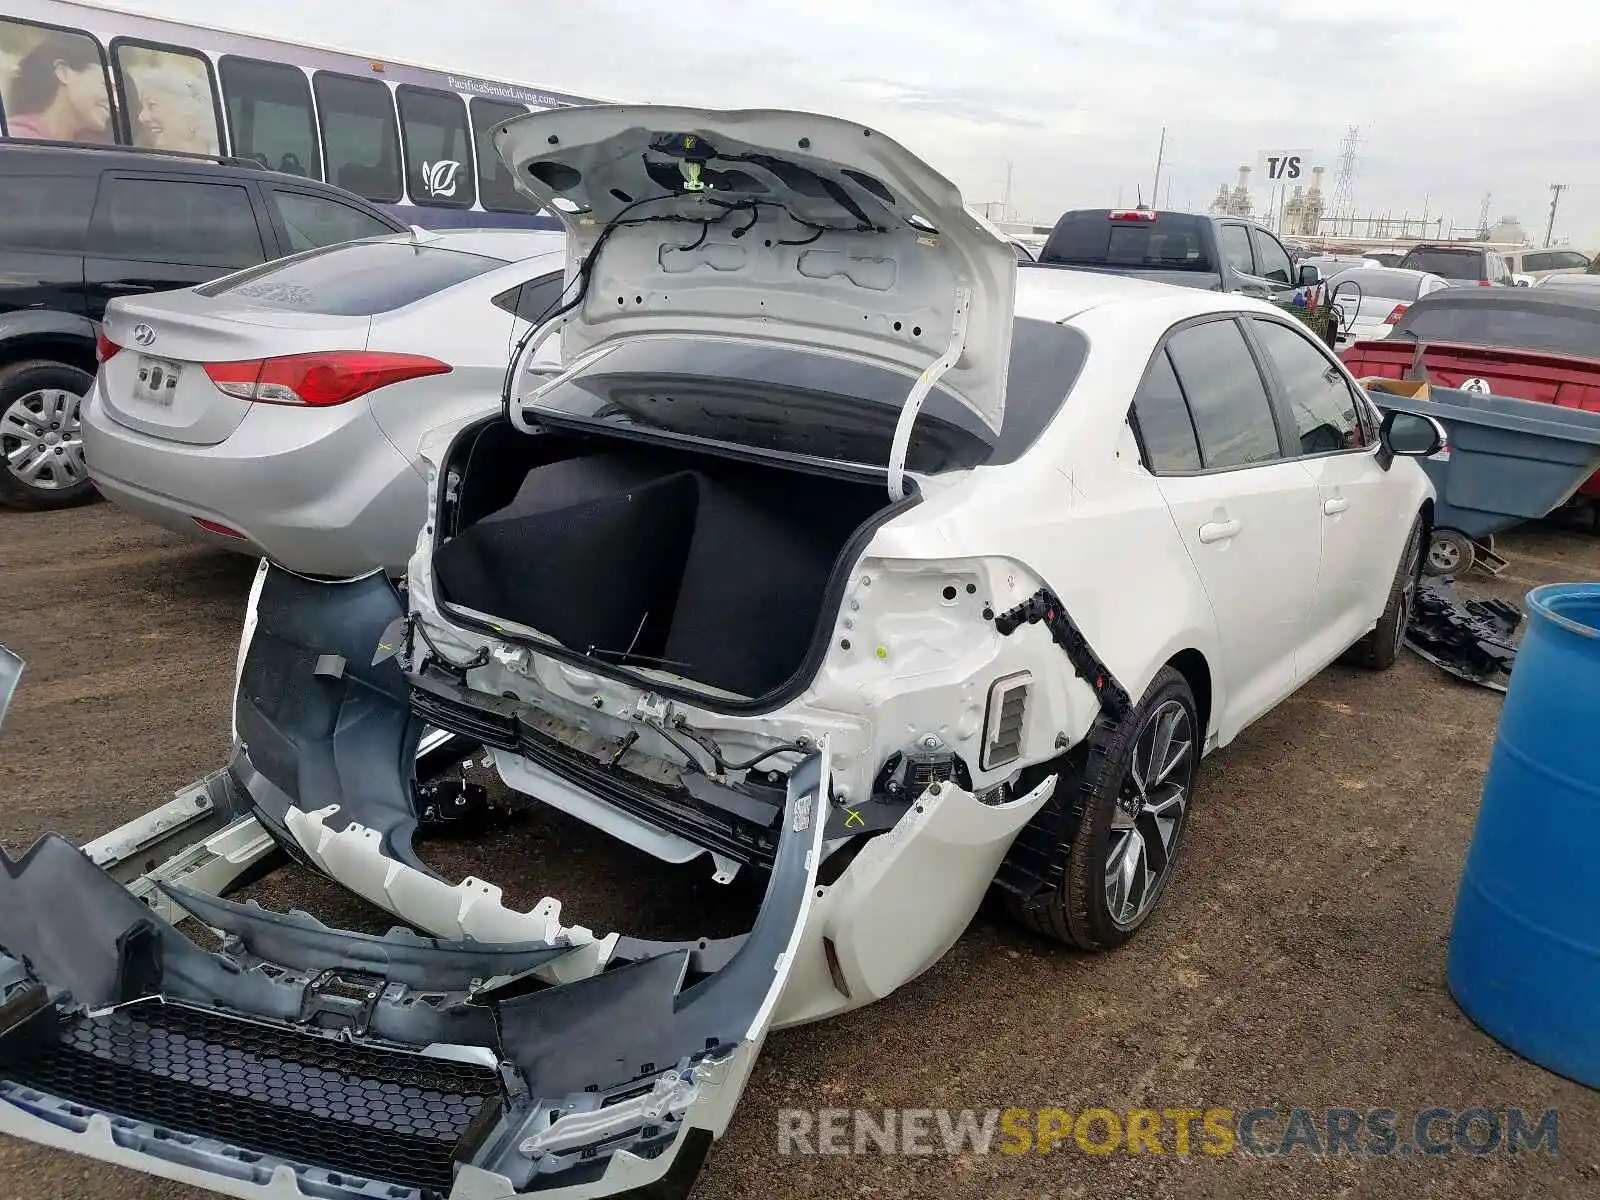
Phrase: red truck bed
[{"left": 1341, "top": 339, "right": 1600, "bottom": 497}]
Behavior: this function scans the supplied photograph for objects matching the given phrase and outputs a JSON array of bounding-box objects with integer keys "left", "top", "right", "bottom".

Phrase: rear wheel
[
  {"left": 1343, "top": 514, "right": 1424, "bottom": 670},
  {"left": 1004, "top": 666, "right": 1199, "bottom": 951},
  {"left": 0, "top": 360, "right": 98, "bottom": 511}
]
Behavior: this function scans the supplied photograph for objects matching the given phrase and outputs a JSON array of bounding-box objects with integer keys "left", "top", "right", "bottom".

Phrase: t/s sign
[{"left": 1256, "top": 149, "right": 1313, "bottom": 181}]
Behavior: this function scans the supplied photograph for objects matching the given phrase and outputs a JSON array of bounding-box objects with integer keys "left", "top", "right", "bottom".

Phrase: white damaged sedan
[{"left": 0, "top": 106, "right": 1444, "bottom": 1200}]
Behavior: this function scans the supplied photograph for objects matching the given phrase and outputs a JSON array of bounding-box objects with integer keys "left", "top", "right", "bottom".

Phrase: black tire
[
  {"left": 1342, "top": 513, "right": 1424, "bottom": 671},
  {"left": 0, "top": 359, "right": 99, "bottom": 511},
  {"left": 1003, "top": 666, "right": 1199, "bottom": 951},
  {"left": 1423, "top": 527, "right": 1474, "bottom": 577}
]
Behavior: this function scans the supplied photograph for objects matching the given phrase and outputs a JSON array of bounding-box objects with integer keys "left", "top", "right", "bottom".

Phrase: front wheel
[
  {"left": 1343, "top": 514, "right": 1424, "bottom": 670},
  {"left": 1004, "top": 666, "right": 1199, "bottom": 951},
  {"left": 0, "top": 360, "right": 98, "bottom": 511}
]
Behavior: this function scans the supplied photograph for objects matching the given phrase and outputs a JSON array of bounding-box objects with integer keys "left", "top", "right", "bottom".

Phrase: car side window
[
  {"left": 97, "top": 176, "right": 265, "bottom": 268},
  {"left": 0, "top": 174, "right": 97, "bottom": 253},
  {"left": 1219, "top": 224, "right": 1254, "bottom": 275},
  {"left": 1249, "top": 318, "right": 1366, "bottom": 454},
  {"left": 1164, "top": 319, "right": 1283, "bottom": 469},
  {"left": 1557, "top": 250, "right": 1590, "bottom": 270},
  {"left": 270, "top": 189, "right": 396, "bottom": 252},
  {"left": 1522, "top": 251, "right": 1549, "bottom": 273},
  {"left": 1129, "top": 348, "right": 1202, "bottom": 473},
  {"left": 491, "top": 272, "right": 565, "bottom": 324},
  {"left": 1249, "top": 227, "right": 1293, "bottom": 285}
]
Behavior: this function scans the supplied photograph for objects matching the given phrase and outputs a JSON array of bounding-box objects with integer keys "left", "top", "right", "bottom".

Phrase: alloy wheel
[
  {"left": 1105, "top": 699, "right": 1195, "bottom": 929},
  {"left": 1, "top": 388, "right": 87, "bottom": 493},
  {"left": 1394, "top": 525, "right": 1423, "bottom": 656}
]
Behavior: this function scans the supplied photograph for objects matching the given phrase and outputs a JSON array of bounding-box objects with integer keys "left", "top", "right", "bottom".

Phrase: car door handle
[
  {"left": 1197, "top": 518, "right": 1241, "bottom": 544},
  {"left": 1323, "top": 497, "right": 1350, "bottom": 515}
]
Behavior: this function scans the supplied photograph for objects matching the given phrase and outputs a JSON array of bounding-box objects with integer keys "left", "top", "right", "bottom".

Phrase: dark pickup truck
[{"left": 1036, "top": 208, "right": 1322, "bottom": 301}]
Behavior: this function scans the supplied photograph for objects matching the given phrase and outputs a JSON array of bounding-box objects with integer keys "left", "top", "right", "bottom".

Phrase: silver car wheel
[
  {"left": 1, "top": 388, "right": 87, "bottom": 492},
  {"left": 1105, "top": 699, "right": 1194, "bottom": 930},
  {"left": 1394, "top": 524, "right": 1423, "bottom": 657}
]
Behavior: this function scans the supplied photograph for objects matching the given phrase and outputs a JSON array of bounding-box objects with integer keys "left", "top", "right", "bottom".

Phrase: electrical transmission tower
[
  {"left": 1477, "top": 192, "right": 1492, "bottom": 239},
  {"left": 1330, "top": 125, "right": 1361, "bottom": 234}
]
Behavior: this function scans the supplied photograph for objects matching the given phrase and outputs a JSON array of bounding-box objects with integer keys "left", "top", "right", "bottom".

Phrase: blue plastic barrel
[{"left": 1447, "top": 582, "right": 1600, "bottom": 1086}]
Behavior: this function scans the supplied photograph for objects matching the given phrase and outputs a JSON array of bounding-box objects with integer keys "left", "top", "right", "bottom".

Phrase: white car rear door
[{"left": 1130, "top": 316, "right": 1322, "bottom": 740}]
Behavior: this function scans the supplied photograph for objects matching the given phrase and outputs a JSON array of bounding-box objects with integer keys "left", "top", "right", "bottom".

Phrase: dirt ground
[{"left": 2, "top": 502, "right": 1598, "bottom": 1200}]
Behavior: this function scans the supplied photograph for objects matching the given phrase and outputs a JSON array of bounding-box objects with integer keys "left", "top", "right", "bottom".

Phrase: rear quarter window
[
  {"left": 195, "top": 239, "right": 506, "bottom": 315},
  {"left": 0, "top": 173, "right": 96, "bottom": 252}
]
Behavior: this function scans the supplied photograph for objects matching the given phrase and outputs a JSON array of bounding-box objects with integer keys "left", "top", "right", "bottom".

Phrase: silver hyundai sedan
[{"left": 84, "top": 227, "right": 565, "bottom": 577}]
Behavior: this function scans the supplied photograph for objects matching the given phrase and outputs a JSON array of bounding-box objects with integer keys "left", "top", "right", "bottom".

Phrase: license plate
[{"left": 134, "top": 356, "right": 181, "bottom": 408}]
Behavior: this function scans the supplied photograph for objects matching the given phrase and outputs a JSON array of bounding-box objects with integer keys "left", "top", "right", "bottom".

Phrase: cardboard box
[{"left": 1362, "top": 377, "right": 1431, "bottom": 403}]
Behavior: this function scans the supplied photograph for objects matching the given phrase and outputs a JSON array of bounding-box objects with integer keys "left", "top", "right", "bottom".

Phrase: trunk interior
[{"left": 432, "top": 422, "right": 908, "bottom": 702}]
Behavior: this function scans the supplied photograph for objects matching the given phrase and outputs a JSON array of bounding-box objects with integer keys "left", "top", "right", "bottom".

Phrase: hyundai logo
[{"left": 132, "top": 323, "right": 156, "bottom": 348}]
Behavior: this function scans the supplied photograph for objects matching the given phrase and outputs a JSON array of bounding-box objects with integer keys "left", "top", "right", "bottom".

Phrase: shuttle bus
[{"left": 0, "top": 0, "right": 606, "bottom": 227}]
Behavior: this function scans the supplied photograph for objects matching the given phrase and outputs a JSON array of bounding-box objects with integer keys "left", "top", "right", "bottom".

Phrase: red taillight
[
  {"left": 203, "top": 351, "right": 451, "bottom": 407},
  {"left": 1383, "top": 303, "right": 1409, "bottom": 325},
  {"left": 1109, "top": 208, "right": 1158, "bottom": 223},
  {"left": 96, "top": 330, "right": 120, "bottom": 362},
  {"left": 193, "top": 517, "right": 246, "bottom": 540},
  {"left": 1477, "top": 279, "right": 1493, "bottom": 287}
]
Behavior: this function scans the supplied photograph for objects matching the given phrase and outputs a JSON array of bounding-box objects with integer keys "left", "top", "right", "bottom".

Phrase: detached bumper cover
[{"left": 0, "top": 567, "right": 829, "bottom": 1199}]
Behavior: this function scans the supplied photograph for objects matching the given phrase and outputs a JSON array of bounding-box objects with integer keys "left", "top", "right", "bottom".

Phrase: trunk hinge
[{"left": 886, "top": 285, "right": 973, "bottom": 501}]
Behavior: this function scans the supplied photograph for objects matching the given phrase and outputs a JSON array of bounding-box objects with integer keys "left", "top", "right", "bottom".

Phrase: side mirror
[
  {"left": 1380, "top": 409, "right": 1447, "bottom": 458},
  {"left": 1513, "top": 276, "right": 1532, "bottom": 287},
  {"left": 1298, "top": 264, "right": 1323, "bottom": 286}
]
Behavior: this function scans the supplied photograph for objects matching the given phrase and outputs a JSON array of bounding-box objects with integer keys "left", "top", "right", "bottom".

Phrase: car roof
[
  {"left": 1015, "top": 263, "right": 1276, "bottom": 324},
  {"left": 0, "top": 139, "right": 346, "bottom": 188},
  {"left": 367, "top": 228, "right": 566, "bottom": 262},
  {"left": 1408, "top": 283, "right": 1600, "bottom": 312},
  {"left": 1328, "top": 266, "right": 1435, "bottom": 281}
]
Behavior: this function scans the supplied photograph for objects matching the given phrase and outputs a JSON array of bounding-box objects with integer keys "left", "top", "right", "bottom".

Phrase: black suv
[{"left": 0, "top": 140, "right": 408, "bottom": 510}]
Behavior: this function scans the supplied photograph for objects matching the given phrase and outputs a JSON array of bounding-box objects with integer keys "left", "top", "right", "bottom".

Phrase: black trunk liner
[
  {"left": 433, "top": 446, "right": 885, "bottom": 699},
  {"left": 3, "top": 1003, "right": 502, "bottom": 1196}
]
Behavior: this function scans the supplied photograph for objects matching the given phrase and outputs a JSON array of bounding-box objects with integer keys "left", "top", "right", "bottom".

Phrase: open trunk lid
[
  {"left": 492, "top": 105, "right": 1017, "bottom": 435},
  {"left": 98, "top": 289, "right": 372, "bottom": 446}
]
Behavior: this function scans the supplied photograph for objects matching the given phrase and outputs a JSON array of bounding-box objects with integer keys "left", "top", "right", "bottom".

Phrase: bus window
[
  {"left": 219, "top": 56, "right": 318, "bottom": 178},
  {"left": 397, "top": 85, "right": 474, "bottom": 209},
  {"left": 0, "top": 18, "right": 114, "bottom": 144},
  {"left": 313, "top": 72, "right": 401, "bottom": 203},
  {"left": 111, "top": 40, "right": 223, "bottom": 155},
  {"left": 470, "top": 97, "right": 536, "bottom": 213}
]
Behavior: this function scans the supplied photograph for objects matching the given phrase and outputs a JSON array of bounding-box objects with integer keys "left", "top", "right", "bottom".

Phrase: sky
[{"left": 123, "top": 0, "right": 1600, "bottom": 246}]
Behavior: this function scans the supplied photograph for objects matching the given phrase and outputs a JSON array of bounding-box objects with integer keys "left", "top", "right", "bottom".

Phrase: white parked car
[
  {"left": 85, "top": 228, "right": 566, "bottom": 577},
  {"left": 0, "top": 107, "right": 1445, "bottom": 1200},
  {"left": 1501, "top": 246, "right": 1591, "bottom": 280},
  {"left": 1326, "top": 266, "right": 1451, "bottom": 344}
]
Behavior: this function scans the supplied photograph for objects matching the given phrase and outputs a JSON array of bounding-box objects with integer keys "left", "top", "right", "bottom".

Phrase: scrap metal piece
[{"left": 1404, "top": 575, "right": 1522, "bottom": 692}]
